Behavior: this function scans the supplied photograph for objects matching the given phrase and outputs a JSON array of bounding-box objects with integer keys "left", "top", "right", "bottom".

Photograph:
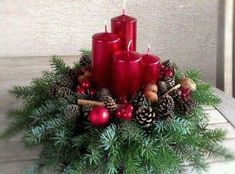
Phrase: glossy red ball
[
  {"left": 88, "top": 106, "right": 110, "bottom": 127},
  {"left": 163, "top": 68, "right": 174, "bottom": 78},
  {"left": 80, "top": 80, "right": 91, "bottom": 89},
  {"left": 180, "top": 87, "right": 192, "bottom": 101},
  {"left": 88, "top": 88, "right": 97, "bottom": 96},
  {"left": 75, "top": 86, "right": 86, "bottom": 95},
  {"left": 115, "top": 104, "right": 133, "bottom": 120}
]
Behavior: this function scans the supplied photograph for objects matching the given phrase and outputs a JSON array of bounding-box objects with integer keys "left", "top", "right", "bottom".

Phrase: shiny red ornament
[
  {"left": 180, "top": 87, "right": 192, "bottom": 101},
  {"left": 88, "top": 88, "right": 97, "bottom": 97},
  {"left": 88, "top": 106, "right": 110, "bottom": 127},
  {"left": 163, "top": 68, "right": 175, "bottom": 78},
  {"left": 112, "top": 50, "right": 142, "bottom": 98},
  {"left": 141, "top": 53, "right": 161, "bottom": 86},
  {"left": 80, "top": 79, "right": 91, "bottom": 89},
  {"left": 111, "top": 14, "right": 137, "bottom": 51},
  {"left": 92, "top": 30, "right": 121, "bottom": 88},
  {"left": 75, "top": 86, "right": 86, "bottom": 95},
  {"left": 115, "top": 104, "right": 134, "bottom": 120}
]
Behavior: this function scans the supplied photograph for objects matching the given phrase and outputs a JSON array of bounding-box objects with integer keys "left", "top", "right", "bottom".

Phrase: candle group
[{"left": 92, "top": 8, "right": 161, "bottom": 98}]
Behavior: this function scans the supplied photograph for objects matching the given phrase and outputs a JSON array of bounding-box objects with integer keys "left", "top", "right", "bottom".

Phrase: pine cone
[
  {"left": 82, "top": 105, "right": 92, "bottom": 117},
  {"left": 96, "top": 88, "right": 112, "bottom": 101},
  {"left": 58, "top": 75, "right": 74, "bottom": 89},
  {"left": 162, "top": 60, "right": 171, "bottom": 68},
  {"left": 102, "top": 96, "right": 118, "bottom": 112},
  {"left": 135, "top": 106, "right": 156, "bottom": 128},
  {"left": 153, "top": 95, "right": 175, "bottom": 120},
  {"left": 169, "top": 89, "right": 182, "bottom": 103},
  {"left": 57, "top": 87, "right": 74, "bottom": 98},
  {"left": 164, "top": 77, "right": 175, "bottom": 89},
  {"left": 158, "top": 81, "right": 168, "bottom": 95},
  {"left": 67, "top": 68, "right": 78, "bottom": 82},
  {"left": 49, "top": 82, "right": 61, "bottom": 97},
  {"left": 130, "top": 92, "right": 148, "bottom": 108},
  {"left": 178, "top": 99, "right": 197, "bottom": 115},
  {"left": 79, "top": 54, "right": 92, "bottom": 67},
  {"left": 64, "top": 105, "right": 80, "bottom": 120}
]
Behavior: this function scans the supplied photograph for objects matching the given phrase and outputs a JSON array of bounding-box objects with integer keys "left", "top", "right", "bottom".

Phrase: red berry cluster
[
  {"left": 160, "top": 63, "right": 175, "bottom": 80},
  {"left": 75, "top": 70, "right": 96, "bottom": 97}
]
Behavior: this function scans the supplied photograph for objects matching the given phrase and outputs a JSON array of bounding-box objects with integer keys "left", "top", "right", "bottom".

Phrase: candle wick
[
  {"left": 146, "top": 44, "right": 151, "bottom": 54},
  {"left": 122, "top": 0, "right": 126, "bottom": 15},
  {"left": 104, "top": 20, "right": 108, "bottom": 33},
  {"left": 127, "top": 40, "right": 132, "bottom": 52}
]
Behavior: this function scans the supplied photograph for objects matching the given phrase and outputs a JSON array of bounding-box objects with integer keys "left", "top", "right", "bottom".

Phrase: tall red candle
[
  {"left": 92, "top": 27, "right": 121, "bottom": 88},
  {"left": 141, "top": 51, "right": 161, "bottom": 86},
  {"left": 111, "top": 13, "right": 137, "bottom": 51},
  {"left": 112, "top": 50, "right": 142, "bottom": 98}
]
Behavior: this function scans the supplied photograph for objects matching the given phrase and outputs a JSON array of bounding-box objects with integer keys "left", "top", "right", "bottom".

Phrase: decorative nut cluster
[
  {"left": 180, "top": 77, "right": 196, "bottom": 91},
  {"left": 144, "top": 83, "right": 159, "bottom": 103}
]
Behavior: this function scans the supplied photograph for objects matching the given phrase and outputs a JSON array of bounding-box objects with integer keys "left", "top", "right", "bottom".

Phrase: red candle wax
[
  {"left": 112, "top": 51, "right": 142, "bottom": 98},
  {"left": 92, "top": 32, "right": 120, "bottom": 88},
  {"left": 111, "top": 14, "right": 137, "bottom": 51},
  {"left": 142, "top": 53, "right": 161, "bottom": 86}
]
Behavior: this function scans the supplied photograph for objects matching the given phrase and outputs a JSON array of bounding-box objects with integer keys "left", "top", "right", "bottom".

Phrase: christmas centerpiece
[{"left": 1, "top": 2, "right": 233, "bottom": 174}]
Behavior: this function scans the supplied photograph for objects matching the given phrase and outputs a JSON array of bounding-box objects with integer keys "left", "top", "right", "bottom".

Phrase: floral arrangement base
[{"left": 1, "top": 50, "right": 233, "bottom": 174}]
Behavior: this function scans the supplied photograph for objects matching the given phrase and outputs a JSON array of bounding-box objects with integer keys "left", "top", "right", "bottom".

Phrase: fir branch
[
  {"left": 50, "top": 56, "right": 70, "bottom": 75},
  {"left": 193, "top": 82, "right": 221, "bottom": 106},
  {"left": 80, "top": 48, "right": 91, "bottom": 57}
]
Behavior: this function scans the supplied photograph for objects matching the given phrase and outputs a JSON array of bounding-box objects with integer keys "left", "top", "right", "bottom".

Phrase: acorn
[
  {"left": 77, "top": 75, "right": 86, "bottom": 83},
  {"left": 144, "top": 91, "right": 158, "bottom": 103},
  {"left": 144, "top": 83, "right": 158, "bottom": 93},
  {"left": 180, "top": 77, "right": 197, "bottom": 91},
  {"left": 84, "top": 71, "right": 92, "bottom": 79}
]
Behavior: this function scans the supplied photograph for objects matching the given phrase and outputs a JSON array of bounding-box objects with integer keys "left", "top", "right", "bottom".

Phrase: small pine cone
[
  {"left": 49, "top": 82, "right": 61, "bottom": 97},
  {"left": 67, "top": 68, "right": 78, "bottom": 82},
  {"left": 96, "top": 88, "right": 112, "bottom": 101},
  {"left": 135, "top": 106, "right": 156, "bottom": 128},
  {"left": 158, "top": 81, "right": 168, "bottom": 95},
  {"left": 58, "top": 75, "right": 74, "bottom": 89},
  {"left": 64, "top": 105, "right": 80, "bottom": 120},
  {"left": 178, "top": 99, "right": 197, "bottom": 115},
  {"left": 153, "top": 95, "right": 175, "bottom": 120},
  {"left": 102, "top": 96, "right": 118, "bottom": 112},
  {"left": 82, "top": 105, "right": 92, "bottom": 117},
  {"left": 162, "top": 60, "right": 171, "bottom": 68},
  {"left": 57, "top": 87, "right": 74, "bottom": 98},
  {"left": 164, "top": 77, "right": 175, "bottom": 89},
  {"left": 79, "top": 54, "right": 92, "bottom": 67},
  {"left": 130, "top": 92, "right": 148, "bottom": 108},
  {"left": 169, "top": 89, "right": 182, "bottom": 103}
]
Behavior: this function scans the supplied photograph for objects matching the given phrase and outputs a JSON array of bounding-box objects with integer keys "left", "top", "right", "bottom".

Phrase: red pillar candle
[
  {"left": 141, "top": 46, "right": 161, "bottom": 86},
  {"left": 112, "top": 47, "right": 142, "bottom": 98},
  {"left": 111, "top": 12, "right": 137, "bottom": 51},
  {"left": 92, "top": 26, "right": 121, "bottom": 88}
]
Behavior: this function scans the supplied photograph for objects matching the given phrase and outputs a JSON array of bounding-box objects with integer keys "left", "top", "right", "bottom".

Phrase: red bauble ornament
[
  {"left": 88, "top": 106, "right": 110, "bottom": 127},
  {"left": 80, "top": 79, "right": 91, "bottom": 89},
  {"left": 75, "top": 86, "right": 86, "bottom": 95},
  {"left": 163, "top": 68, "right": 174, "bottom": 78},
  {"left": 115, "top": 104, "right": 134, "bottom": 120},
  {"left": 88, "top": 88, "right": 97, "bottom": 97},
  {"left": 180, "top": 87, "right": 192, "bottom": 101}
]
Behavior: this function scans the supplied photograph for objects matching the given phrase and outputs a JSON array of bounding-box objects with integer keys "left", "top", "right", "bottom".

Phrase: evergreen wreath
[{"left": 1, "top": 50, "right": 233, "bottom": 174}]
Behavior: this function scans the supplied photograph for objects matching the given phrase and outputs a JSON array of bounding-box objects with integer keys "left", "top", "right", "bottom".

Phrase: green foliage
[{"left": 1, "top": 56, "right": 233, "bottom": 174}]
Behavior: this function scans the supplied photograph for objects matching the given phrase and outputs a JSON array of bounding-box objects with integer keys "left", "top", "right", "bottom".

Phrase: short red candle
[
  {"left": 141, "top": 53, "right": 161, "bottom": 86},
  {"left": 112, "top": 51, "right": 142, "bottom": 98},
  {"left": 111, "top": 14, "right": 137, "bottom": 51},
  {"left": 92, "top": 32, "right": 120, "bottom": 88}
]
